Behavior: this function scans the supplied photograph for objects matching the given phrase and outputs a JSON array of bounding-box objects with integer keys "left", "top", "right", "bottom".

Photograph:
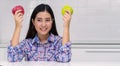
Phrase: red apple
[{"left": 12, "top": 5, "right": 25, "bottom": 15}]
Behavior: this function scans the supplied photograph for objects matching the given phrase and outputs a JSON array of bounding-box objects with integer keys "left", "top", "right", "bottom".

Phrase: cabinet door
[
  {"left": 0, "top": 48, "right": 7, "bottom": 61},
  {"left": 71, "top": 44, "right": 120, "bottom": 62}
]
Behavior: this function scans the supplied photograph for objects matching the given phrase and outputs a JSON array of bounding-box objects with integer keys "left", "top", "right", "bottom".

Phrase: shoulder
[
  {"left": 54, "top": 35, "right": 62, "bottom": 40},
  {"left": 19, "top": 38, "right": 33, "bottom": 51},
  {"left": 52, "top": 35, "right": 62, "bottom": 47},
  {"left": 21, "top": 38, "right": 33, "bottom": 43},
  {"left": 51, "top": 34, "right": 62, "bottom": 42},
  {"left": 49, "top": 33, "right": 62, "bottom": 42},
  {"left": 19, "top": 38, "right": 33, "bottom": 47}
]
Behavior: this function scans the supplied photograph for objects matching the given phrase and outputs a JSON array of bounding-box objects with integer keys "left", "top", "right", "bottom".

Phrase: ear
[{"left": 32, "top": 19, "right": 35, "bottom": 25}]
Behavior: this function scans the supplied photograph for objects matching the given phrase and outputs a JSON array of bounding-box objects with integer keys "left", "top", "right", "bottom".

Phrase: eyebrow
[{"left": 36, "top": 17, "right": 51, "bottom": 19}]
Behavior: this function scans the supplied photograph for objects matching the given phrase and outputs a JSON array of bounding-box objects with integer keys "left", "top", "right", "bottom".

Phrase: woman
[{"left": 8, "top": 4, "right": 72, "bottom": 62}]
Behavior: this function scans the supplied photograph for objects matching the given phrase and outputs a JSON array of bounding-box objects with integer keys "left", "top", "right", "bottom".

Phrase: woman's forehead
[{"left": 36, "top": 11, "right": 51, "bottom": 17}]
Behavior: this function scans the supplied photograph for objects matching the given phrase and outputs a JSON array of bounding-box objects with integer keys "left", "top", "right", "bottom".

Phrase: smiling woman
[{"left": 7, "top": 3, "right": 72, "bottom": 62}]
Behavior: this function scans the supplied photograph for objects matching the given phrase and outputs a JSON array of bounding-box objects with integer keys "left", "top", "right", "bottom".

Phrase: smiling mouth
[{"left": 40, "top": 28, "right": 47, "bottom": 32}]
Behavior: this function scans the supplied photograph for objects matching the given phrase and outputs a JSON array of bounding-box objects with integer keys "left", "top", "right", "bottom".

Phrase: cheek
[
  {"left": 34, "top": 22, "right": 40, "bottom": 29},
  {"left": 48, "top": 22, "right": 52, "bottom": 29}
]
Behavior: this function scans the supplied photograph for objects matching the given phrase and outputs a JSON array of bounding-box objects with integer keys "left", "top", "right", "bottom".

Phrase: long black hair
[{"left": 26, "top": 4, "right": 58, "bottom": 39}]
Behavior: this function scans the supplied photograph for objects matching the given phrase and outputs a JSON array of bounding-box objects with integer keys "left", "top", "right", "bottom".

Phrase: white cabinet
[
  {"left": 0, "top": 48, "right": 7, "bottom": 61},
  {"left": 72, "top": 48, "right": 120, "bottom": 62},
  {"left": 71, "top": 44, "right": 120, "bottom": 62}
]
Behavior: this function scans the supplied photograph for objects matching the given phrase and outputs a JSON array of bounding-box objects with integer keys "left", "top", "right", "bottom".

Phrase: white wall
[
  {"left": 44, "top": 0, "right": 120, "bottom": 43},
  {"left": 1, "top": 0, "right": 120, "bottom": 45},
  {"left": 0, "top": 0, "right": 30, "bottom": 44}
]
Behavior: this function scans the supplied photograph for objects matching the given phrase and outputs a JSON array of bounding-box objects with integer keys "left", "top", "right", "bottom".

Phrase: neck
[{"left": 38, "top": 33, "right": 49, "bottom": 43}]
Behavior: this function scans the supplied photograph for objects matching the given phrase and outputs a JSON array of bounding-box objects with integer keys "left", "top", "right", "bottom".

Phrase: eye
[
  {"left": 46, "top": 19, "right": 50, "bottom": 22},
  {"left": 37, "top": 19, "right": 42, "bottom": 22},
  {"left": 45, "top": 18, "right": 51, "bottom": 22}
]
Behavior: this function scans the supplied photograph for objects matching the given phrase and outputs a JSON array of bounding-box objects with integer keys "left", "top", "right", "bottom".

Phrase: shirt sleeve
[
  {"left": 7, "top": 40, "right": 27, "bottom": 62},
  {"left": 54, "top": 38, "right": 72, "bottom": 63}
]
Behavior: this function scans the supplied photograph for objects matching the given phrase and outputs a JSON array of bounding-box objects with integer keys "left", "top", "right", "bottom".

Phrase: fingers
[
  {"left": 14, "top": 10, "right": 23, "bottom": 15},
  {"left": 64, "top": 10, "right": 71, "bottom": 18},
  {"left": 65, "top": 10, "right": 71, "bottom": 15},
  {"left": 14, "top": 10, "right": 23, "bottom": 17},
  {"left": 13, "top": 10, "right": 23, "bottom": 24},
  {"left": 63, "top": 11, "right": 71, "bottom": 21}
]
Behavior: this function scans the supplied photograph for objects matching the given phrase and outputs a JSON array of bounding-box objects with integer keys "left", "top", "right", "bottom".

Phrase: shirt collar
[{"left": 32, "top": 33, "right": 55, "bottom": 45}]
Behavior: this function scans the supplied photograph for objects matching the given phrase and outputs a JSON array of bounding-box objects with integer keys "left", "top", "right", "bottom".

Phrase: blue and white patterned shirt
[{"left": 7, "top": 34, "right": 71, "bottom": 62}]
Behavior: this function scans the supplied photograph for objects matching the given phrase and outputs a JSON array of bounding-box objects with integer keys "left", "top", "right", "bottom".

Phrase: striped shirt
[{"left": 7, "top": 34, "right": 71, "bottom": 62}]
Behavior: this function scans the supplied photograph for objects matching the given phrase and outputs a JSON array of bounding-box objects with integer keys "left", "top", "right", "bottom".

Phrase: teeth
[{"left": 40, "top": 28, "right": 47, "bottom": 31}]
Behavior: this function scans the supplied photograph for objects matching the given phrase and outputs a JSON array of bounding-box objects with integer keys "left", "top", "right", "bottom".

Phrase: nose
[{"left": 41, "top": 21, "right": 46, "bottom": 27}]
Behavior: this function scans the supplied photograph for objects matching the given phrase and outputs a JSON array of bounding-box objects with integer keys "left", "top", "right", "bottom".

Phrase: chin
[{"left": 40, "top": 32, "right": 49, "bottom": 35}]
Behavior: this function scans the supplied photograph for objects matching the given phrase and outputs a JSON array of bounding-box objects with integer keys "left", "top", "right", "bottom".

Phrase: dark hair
[{"left": 26, "top": 4, "right": 58, "bottom": 39}]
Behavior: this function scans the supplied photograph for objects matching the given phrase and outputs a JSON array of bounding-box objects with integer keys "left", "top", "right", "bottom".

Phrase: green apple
[{"left": 62, "top": 5, "right": 73, "bottom": 16}]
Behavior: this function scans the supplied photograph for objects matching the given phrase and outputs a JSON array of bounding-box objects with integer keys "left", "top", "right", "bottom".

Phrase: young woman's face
[{"left": 33, "top": 11, "right": 52, "bottom": 36}]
